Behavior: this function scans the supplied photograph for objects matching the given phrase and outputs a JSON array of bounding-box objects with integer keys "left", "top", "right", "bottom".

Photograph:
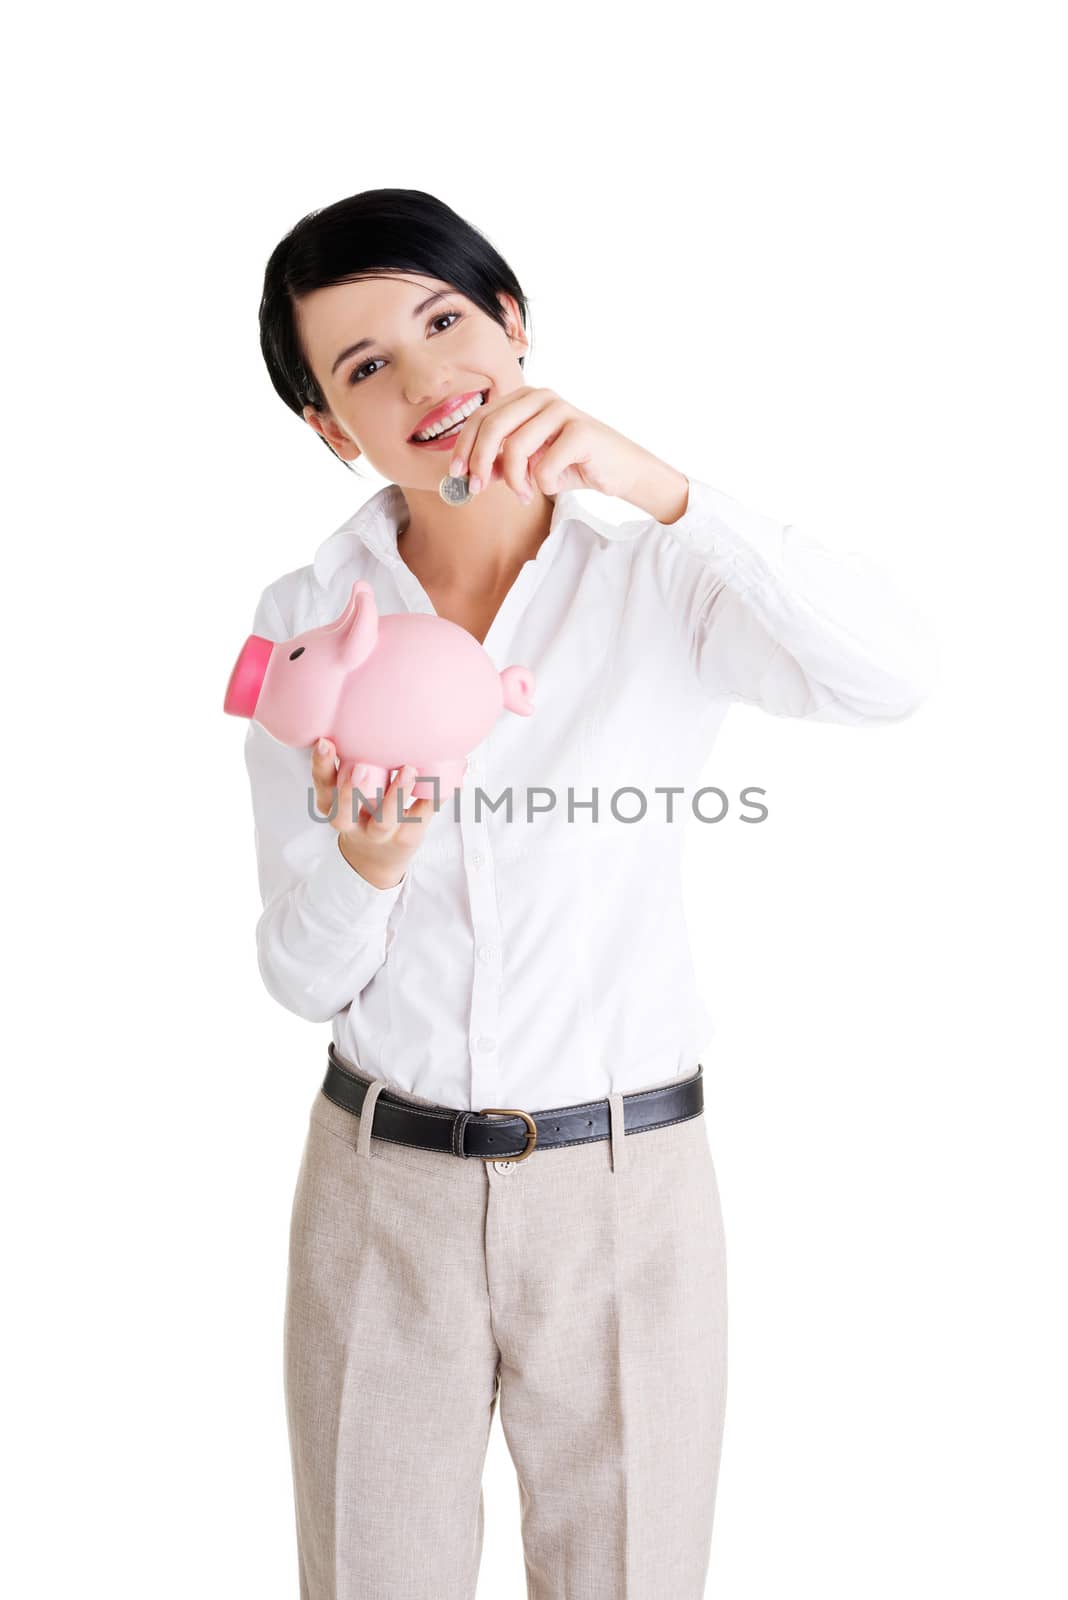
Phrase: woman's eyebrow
[{"left": 331, "top": 291, "right": 452, "bottom": 375}]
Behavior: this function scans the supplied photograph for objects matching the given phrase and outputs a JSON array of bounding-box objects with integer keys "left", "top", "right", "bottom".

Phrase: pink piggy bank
[{"left": 224, "top": 579, "right": 536, "bottom": 801}]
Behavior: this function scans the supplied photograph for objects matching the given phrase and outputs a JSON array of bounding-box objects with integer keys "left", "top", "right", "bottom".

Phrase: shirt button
[
  {"left": 476, "top": 1035, "right": 496, "bottom": 1053},
  {"left": 478, "top": 944, "right": 494, "bottom": 964},
  {"left": 470, "top": 851, "right": 484, "bottom": 869}
]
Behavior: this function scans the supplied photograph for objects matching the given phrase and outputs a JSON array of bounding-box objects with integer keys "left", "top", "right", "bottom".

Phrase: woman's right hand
[{"left": 311, "top": 738, "right": 437, "bottom": 891}]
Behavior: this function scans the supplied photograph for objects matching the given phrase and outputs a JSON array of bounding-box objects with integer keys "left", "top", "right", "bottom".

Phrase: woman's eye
[
  {"left": 348, "top": 310, "right": 463, "bottom": 385},
  {"left": 431, "top": 310, "right": 463, "bottom": 334}
]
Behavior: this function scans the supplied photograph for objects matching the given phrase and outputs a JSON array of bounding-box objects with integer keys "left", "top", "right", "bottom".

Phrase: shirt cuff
[
  {"left": 653, "top": 475, "right": 783, "bottom": 598},
  {"left": 304, "top": 834, "right": 407, "bottom": 930}
]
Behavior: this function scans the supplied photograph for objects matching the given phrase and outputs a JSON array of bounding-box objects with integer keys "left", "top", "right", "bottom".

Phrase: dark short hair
[{"left": 258, "top": 187, "right": 532, "bottom": 473}]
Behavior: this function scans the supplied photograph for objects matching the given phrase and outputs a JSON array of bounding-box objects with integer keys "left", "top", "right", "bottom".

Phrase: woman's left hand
[{"left": 446, "top": 386, "right": 653, "bottom": 504}]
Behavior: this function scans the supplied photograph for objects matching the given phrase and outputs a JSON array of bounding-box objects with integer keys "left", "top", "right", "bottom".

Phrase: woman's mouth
[{"left": 409, "top": 390, "right": 489, "bottom": 448}]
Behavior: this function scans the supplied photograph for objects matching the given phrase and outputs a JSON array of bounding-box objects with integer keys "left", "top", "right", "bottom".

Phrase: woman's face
[{"left": 295, "top": 271, "right": 528, "bottom": 483}]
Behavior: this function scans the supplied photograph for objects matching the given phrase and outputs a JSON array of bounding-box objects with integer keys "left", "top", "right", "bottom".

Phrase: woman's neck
[{"left": 396, "top": 479, "right": 556, "bottom": 595}]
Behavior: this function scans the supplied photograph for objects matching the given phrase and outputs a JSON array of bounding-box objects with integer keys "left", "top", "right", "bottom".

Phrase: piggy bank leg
[
  {"left": 409, "top": 757, "right": 467, "bottom": 803},
  {"left": 375, "top": 764, "right": 440, "bottom": 808}
]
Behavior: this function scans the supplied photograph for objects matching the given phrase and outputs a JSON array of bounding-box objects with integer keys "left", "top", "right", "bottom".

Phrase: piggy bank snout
[{"left": 223, "top": 634, "right": 274, "bottom": 719}]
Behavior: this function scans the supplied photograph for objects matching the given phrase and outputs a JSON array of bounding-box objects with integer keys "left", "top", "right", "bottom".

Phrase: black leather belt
[{"left": 322, "top": 1041, "right": 704, "bottom": 1162}]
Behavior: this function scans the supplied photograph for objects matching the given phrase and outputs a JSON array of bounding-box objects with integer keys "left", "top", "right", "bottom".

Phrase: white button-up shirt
[{"left": 242, "top": 476, "right": 932, "bottom": 1111}]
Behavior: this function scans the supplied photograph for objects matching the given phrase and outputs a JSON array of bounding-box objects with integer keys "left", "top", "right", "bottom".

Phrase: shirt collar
[{"left": 312, "top": 481, "right": 643, "bottom": 590}]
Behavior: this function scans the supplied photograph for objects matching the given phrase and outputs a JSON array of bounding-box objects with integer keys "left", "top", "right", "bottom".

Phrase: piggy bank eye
[{"left": 288, "top": 646, "right": 305, "bottom": 660}]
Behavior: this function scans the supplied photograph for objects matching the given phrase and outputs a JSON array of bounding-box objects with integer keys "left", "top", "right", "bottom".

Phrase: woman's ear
[
  {"left": 302, "top": 404, "right": 362, "bottom": 464},
  {"left": 496, "top": 292, "right": 529, "bottom": 360}
]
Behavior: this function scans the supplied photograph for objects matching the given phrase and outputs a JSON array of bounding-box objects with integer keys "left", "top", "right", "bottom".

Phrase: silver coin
[{"left": 439, "top": 474, "right": 471, "bottom": 506}]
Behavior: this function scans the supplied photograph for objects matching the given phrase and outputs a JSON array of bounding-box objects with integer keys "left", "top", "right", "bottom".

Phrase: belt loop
[
  {"left": 452, "top": 1111, "right": 473, "bottom": 1158},
  {"left": 608, "top": 1091, "right": 626, "bottom": 1173},
  {"left": 356, "top": 1078, "right": 389, "bottom": 1158}
]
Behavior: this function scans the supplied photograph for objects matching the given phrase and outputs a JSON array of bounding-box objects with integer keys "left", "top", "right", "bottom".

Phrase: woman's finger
[
  {"left": 355, "top": 764, "right": 404, "bottom": 836},
  {"left": 385, "top": 764, "right": 416, "bottom": 817},
  {"left": 446, "top": 385, "right": 514, "bottom": 477},
  {"left": 311, "top": 737, "right": 335, "bottom": 781},
  {"left": 479, "top": 395, "right": 569, "bottom": 502},
  {"left": 464, "top": 394, "right": 543, "bottom": 496},
  {"left": 341, "top": 763, "right": 374, "bottom": 827},
  {"left": 311, "top": 737, "right": 337, "bottom": 813},
  {"left": 449, "top": 386, "right": 545, "bottom": 489},
  {"left": 402, "top": 796, "right": 437, "bottom": 829},
  {"left": 528, "top": 427, "right": 582, "bottom": 497}
]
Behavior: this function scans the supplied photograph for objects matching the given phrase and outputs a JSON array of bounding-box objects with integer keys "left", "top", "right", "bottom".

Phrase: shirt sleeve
[
  {"left": 647, "top": 475, "right": 937, "bottom": 723},
  {"left": 242, "top": 581, "right": 407, "bottom": 1024}
]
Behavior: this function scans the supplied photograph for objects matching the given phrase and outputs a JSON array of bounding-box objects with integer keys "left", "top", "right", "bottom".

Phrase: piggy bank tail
[{"left": 500, "top": 665, "right": 536, "bottom": 716}]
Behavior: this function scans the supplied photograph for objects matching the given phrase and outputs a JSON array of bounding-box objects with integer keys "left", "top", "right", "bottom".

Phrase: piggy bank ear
[{"left": 325, "top": 579, "right": 378, "bottom": 671}]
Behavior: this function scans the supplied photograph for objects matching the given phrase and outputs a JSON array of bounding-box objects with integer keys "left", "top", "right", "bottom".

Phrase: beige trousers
[{"left": 284, "top": 1058, "right": 728, "bottom": 1599}]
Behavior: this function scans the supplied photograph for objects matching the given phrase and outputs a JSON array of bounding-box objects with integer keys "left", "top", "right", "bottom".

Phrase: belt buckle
[{"left": 477, "top": 1107, "right": 538, "bottom": 1162}]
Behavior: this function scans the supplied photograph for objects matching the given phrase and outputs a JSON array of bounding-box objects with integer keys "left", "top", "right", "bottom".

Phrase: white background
[{"left": 5, "top": 2, "right": 1065, "bottom": 1595}]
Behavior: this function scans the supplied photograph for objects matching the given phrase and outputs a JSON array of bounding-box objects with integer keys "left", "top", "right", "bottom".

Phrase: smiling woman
[
  {"left": 258, "top": 187, "right": 533, "bottom": 476},
  {"left": 241, "top": 181, "right": 932, "bottom": 1600}
]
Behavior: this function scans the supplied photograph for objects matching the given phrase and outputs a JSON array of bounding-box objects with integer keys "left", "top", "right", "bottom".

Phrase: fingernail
[
  {"left": 352, "top": 763, "right": 367, "bottom": 786},
  {"left": 450, "top": 457, "right": 464, "bottom": 477},
  {"left": 316, "top": 738, "right": 330, "bottom": 755},
  {"left": 469, "top": 475, "right": 482, "bottom": 495}
]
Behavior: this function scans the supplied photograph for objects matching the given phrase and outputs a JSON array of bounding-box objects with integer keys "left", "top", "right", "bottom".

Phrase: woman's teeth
[{"left": 412, "top": 392, "right": 486, "bottom": 442}]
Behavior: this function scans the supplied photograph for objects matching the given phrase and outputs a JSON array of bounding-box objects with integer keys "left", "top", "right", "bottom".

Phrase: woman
[{"left": 246, "top": 187, "right": 931, "bottom": 1600}]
